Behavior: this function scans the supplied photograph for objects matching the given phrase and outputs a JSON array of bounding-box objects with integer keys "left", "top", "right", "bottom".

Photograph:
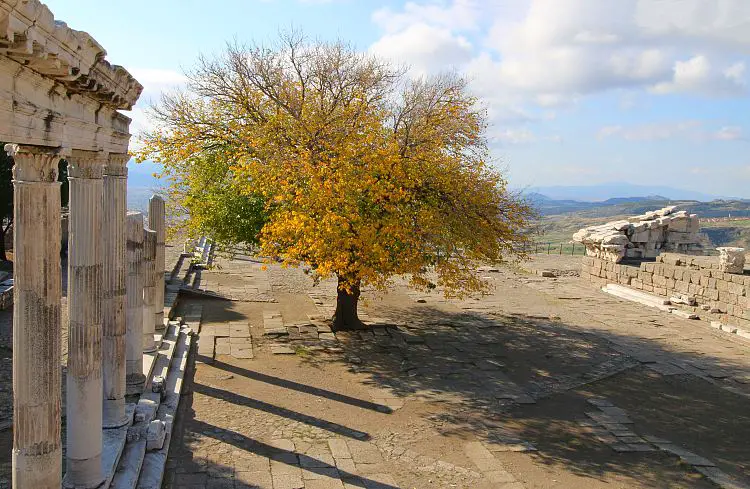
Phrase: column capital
[
  {"left": 67, "top": 149, "right": 108, "bottom": 179},
  {"left": 105, "top": 153, "right": 130, "bottom": 177},
  {"left": 4, "top": 143, "right": 61, "bottom": 183}
]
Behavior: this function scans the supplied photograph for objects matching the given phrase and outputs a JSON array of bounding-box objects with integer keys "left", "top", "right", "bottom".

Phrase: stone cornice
[{"left": 0, "top": 0, "right": 142, "bottom": 109}]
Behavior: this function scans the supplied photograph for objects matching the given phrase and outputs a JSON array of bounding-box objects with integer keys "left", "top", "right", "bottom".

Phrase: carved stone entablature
[
  {"left": 0, "top": 0, "right": 142, "bottom": 154},
  {"left": 0, "top": 0, "right": 142, "bottom": 109}
]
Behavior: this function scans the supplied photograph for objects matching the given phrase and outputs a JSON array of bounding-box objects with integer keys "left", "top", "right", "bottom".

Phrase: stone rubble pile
[{"left": 573, "top": 206, "right": 702, "bottom": 263}]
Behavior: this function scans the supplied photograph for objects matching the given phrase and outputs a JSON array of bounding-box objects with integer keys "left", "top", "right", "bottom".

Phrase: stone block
[
  {"left": 719, "top": 291, "right": 738, "bottom": 305},
  {"left": 147, "top": 420, "right": 167, "bottom": 451},
  {"left": 728, "top": 282, "right": 745, "bottom": 296},
  {"left": 717, "top": 247, "right": 745, "bottom": 274}
]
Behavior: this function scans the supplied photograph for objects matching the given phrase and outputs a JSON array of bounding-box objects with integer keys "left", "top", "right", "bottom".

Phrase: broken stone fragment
[
  {"left": 716, "top": 247, "right": 746, "bottom": 274},
  {"left": 146, "top": 420, "right": 167, "bottom": 451}
]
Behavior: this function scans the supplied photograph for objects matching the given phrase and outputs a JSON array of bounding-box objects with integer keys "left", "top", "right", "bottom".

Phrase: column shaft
[
  {"left": 102, "top": 156, "right": 129, "bottom": 428},
  {"left": 64, "top": 153, "right": 105, "bottom": 489},
  {"left": 142, "top": 228, "right": 157, "bottom": 353},
  {"left": 126, "top": 212, "right": 146, "bottom": 394},
  {"left": 148, "top": 196, "right": 166, "bottom": 331},
  {"left": 7, "top": 144, "right": 63, "bottom": 489}
]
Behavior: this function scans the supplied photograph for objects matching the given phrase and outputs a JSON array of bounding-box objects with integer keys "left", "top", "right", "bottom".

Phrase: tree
[
  {"left": 159, "top": 150, "right": 267, "bottom": 248},
  {"left": 138, "top": 32, "right": 534, "bottom": 331},
  {"left": 0, "top": 144, "right": 11, "bottom": 262}
]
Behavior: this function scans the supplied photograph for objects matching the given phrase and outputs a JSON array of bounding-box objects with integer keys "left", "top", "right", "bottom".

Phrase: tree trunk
[{"left": 331, "top": 275, "right": 365, "bottom": 331}]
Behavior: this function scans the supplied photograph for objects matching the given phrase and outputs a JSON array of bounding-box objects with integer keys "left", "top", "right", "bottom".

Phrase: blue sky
[{"left": 45, "top": 0, "right": 750, "bottom": 198}]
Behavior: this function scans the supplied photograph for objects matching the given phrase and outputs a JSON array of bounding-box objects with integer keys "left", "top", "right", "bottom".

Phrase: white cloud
[
  {"left": 371, "top": 0, "right": 750, "bottom": 110},
  {"left": 372, "top": 0, "right": 481, "bottom": 33},
  {"left": 713, "top": 126, "right": 744, "bottom": 140},
  {"left": 651, "top": 55, "right": 747, "bottom": 95},
  {"left": 597, "top": 121, "right": 745, "bottom": 142},
  {"left": 369, "top": 23, "right": 473, "bottom": 74},
  {"left": 129, "top": 68, "right": 188, "bottom": 104}
]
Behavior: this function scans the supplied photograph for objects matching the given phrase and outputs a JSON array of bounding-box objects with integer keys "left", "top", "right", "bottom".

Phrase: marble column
[
  {"left": 142, "top": 228, "right": 157, "bottom": 353},
  {"left": 64, "top": 150, "right": 106, "bottom": 489},
  {"left": 126, "top": 212, "right": 146, "bottom": 394},
  {"left": 148, "top": 195, "right": 166, "bottom": 332},
  {"left": 102, "top": 154, "right": 130, "bottom": 428},
  {"left": 5, "top": 144, "right": 63, "bottom": 489}
]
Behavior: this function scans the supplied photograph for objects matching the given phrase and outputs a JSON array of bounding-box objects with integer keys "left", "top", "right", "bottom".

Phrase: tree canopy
[{"left": 137, "top": 32, "right": 534, "bottom": 330}]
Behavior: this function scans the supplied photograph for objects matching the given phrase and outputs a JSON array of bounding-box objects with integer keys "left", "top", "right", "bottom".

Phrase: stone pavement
[{"left": 161, "top": 254, "right": 749, "bottom": 488}]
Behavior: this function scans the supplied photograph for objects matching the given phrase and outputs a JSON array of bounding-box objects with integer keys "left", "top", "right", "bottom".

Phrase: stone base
[{"left": 126, "top": 373, "right": 146, "bottom": 396}]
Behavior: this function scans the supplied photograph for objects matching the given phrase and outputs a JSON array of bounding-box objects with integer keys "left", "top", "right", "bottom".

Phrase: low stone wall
[{"left": 581, "top": 253, "right": 750, "bottom": 331}]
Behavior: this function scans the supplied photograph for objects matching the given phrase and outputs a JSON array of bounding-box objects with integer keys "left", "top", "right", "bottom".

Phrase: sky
[{"left": 44, "top": 0, "right": 750, "bottom": 198}]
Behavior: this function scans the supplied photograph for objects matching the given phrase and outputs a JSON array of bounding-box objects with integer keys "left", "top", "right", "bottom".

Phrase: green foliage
[{"left": 159, "top": 150, "right": 267, "bottom": 248}]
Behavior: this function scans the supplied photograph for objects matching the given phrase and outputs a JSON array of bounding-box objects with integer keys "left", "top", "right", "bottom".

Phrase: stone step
[
  {"left": 602, "top": 284, "right": 674, "bottom": 312},
  {"left": 136, "top": 325, "right": 194, "bottom": 489},
  {"left": 169, "top": 252, "right": 193, "bottom": 284},
  {"left": 109, "top": 321, "right": 182, "bottom": 489},
  {"left": 181, "top": 262, "right": 196, "bottom": 288}
]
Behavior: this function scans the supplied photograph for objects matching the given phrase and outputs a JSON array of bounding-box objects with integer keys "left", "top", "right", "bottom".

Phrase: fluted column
[
  {"left": 148, "top": 195, "right": 166, "bottom": 332},
  {"left": 142, "top": 228, "right": 157, "bottom": 353},
  {"left": 63, "top": 150, "right": 106, "bottom": 489},
  {"left": 5, "top": 144, "right": 62, "bottom": 489},
  {"left": 126, "top": 212, "right": 146, "bottom": 394},
  {"left": 102, "top": 154, "right": 130, "bottom": 428}
]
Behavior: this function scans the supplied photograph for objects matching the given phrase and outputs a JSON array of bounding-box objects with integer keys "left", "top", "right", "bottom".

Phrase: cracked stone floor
[{"left": 2, "top": 253, "right": 750, "bottom": 488}]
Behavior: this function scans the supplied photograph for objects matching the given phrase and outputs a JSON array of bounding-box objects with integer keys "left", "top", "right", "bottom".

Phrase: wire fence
[{"left": 522, "top": 241, "right": 587, "bottom": 256}]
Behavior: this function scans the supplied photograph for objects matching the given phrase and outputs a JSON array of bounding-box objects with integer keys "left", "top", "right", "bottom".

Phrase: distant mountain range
[
  {"left": 524, "top": 183, "right": 729, "bottom": 202},
  {"left": 126, "top": 160, "right": 164, "bottom": 211}
]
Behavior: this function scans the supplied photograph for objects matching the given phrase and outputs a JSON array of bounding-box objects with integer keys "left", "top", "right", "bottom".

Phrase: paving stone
[
  {"left": 215, "top": 337, "right": 231, "bottom": 355},
  {"left": 626, "top": 443, "right": 659, "bottom": 452},
  {"left": 304, "top": 479, "right": 346, "bottom": 489},
  {"left": 334, "top": 457, "right": 357, "bottom": 475},
  {"left": 231, "top": 345, "right": 254, "bottom": 359},
  {"left": 694, "top": 466, "right": 750, "bottom": 489},
  {"left": 271, "top": 473, "right": 305, "bottom": 489},
  {"left": 599, "top": 406, "right": 629, "bottom": 417},
  {"left": 234, "top": 456, "right": 270, "bottom": 472},
  {"left": 229, "top": 323, "right": 252, "bottom": 338},
  {"left": 328, "top": 439, "right": 352, "bottom": 460},
  {"left": 617, "top": 435, "right": 645, "bottom": 444},
  {"left": 347, "top": 441, "right": 383, "bottom": 464},
  {"left": 300, "top": 454, "right": 336, "bottom": 468},
  {"left": 655, "top": 443, "right": 716, "bottom": 466},
  {"left": 610, "top": 443, "right": 636, "bottom": 452},
  {"left": 302, "top": 467, "right": 340, "bottom": 480},
  {"left": 234, "top": 470, "right": 273, "bottom": 487}
]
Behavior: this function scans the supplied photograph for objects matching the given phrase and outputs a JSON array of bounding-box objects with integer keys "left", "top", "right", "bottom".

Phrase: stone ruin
[{"left": 573, "top": 206, "right": 702, "bottom": 263}]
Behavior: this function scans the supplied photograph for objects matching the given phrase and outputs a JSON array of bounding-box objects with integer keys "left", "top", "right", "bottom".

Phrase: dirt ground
[{"left": 161, "top": 253, "right": 750, "bottom": 489}]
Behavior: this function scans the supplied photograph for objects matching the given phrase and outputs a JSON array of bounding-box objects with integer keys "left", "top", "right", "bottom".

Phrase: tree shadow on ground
[{"left": 327, "top": 304, "right": 750, "bottom": 486}]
